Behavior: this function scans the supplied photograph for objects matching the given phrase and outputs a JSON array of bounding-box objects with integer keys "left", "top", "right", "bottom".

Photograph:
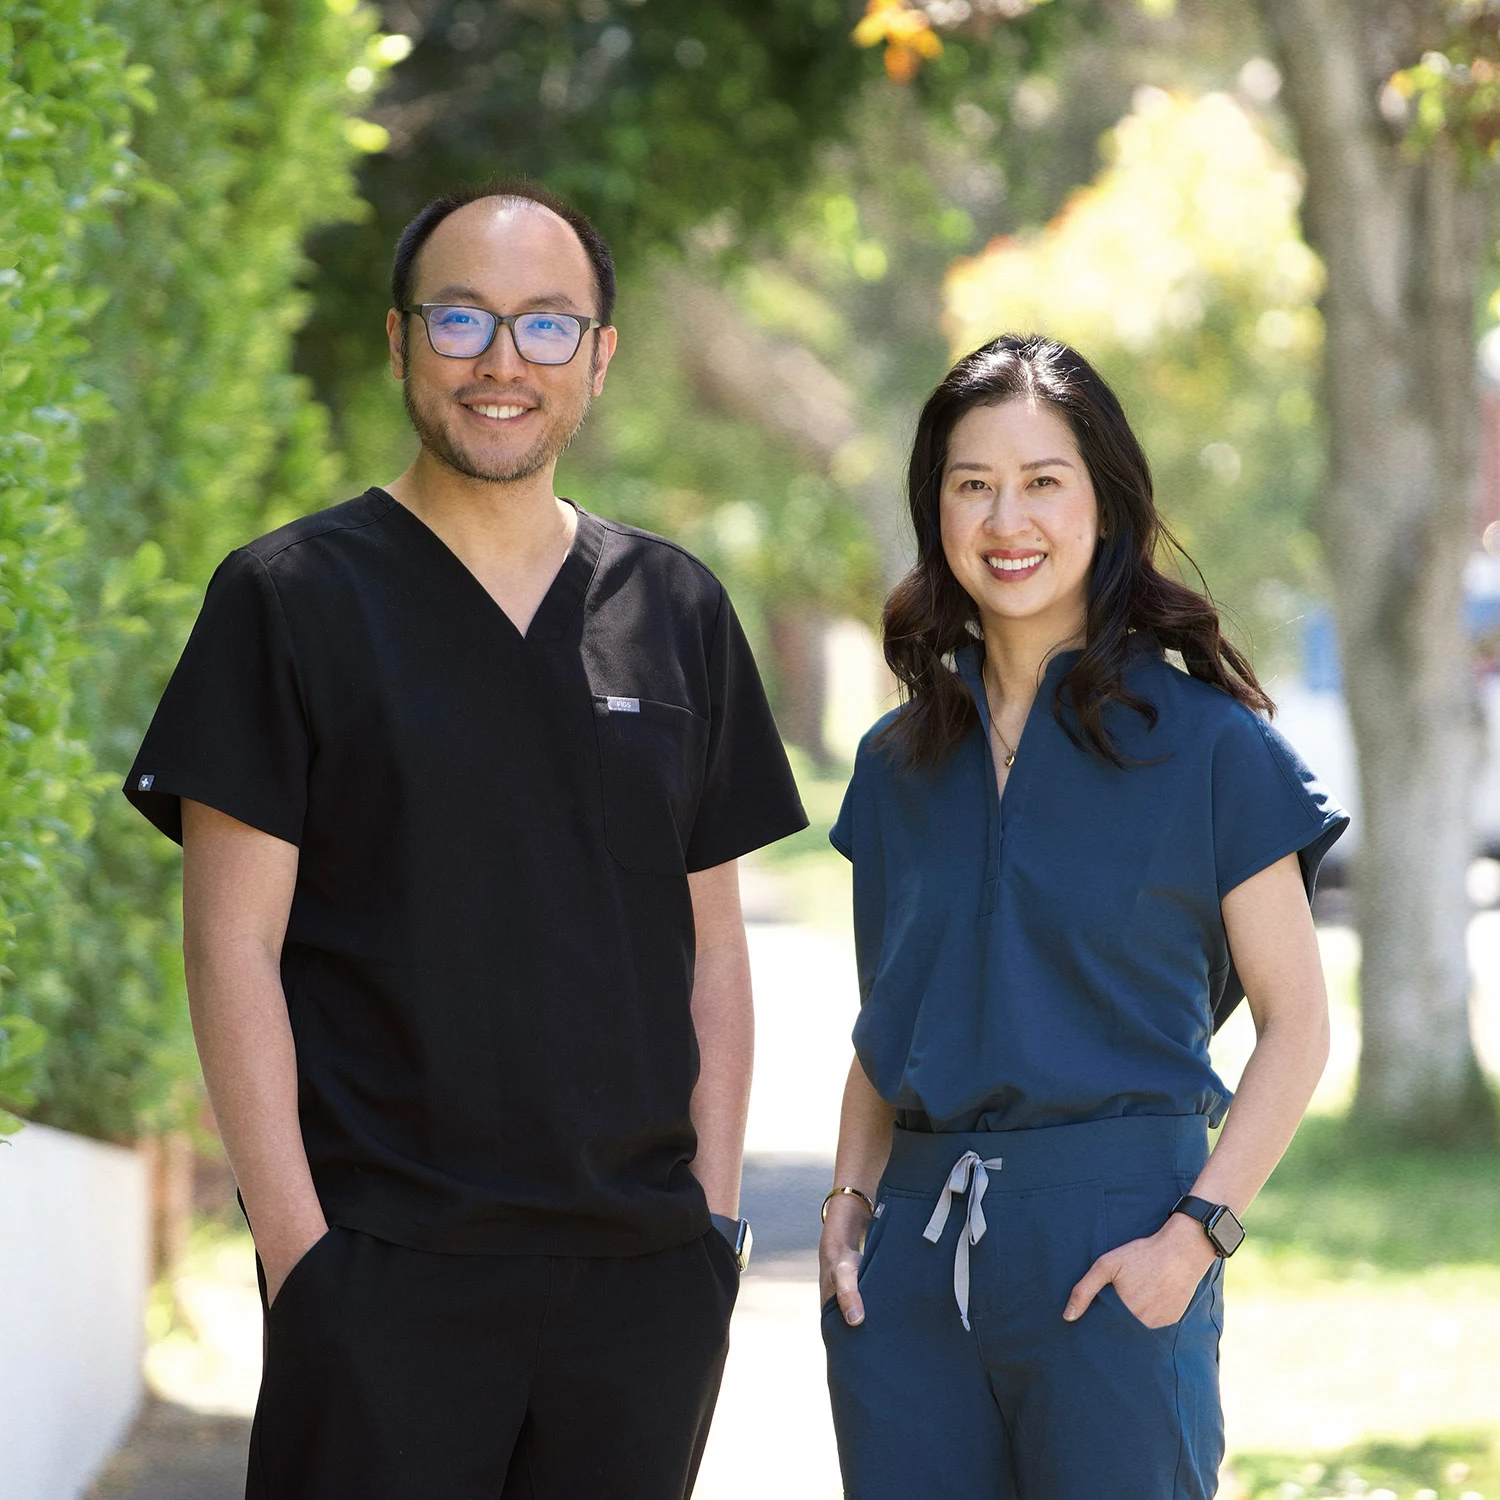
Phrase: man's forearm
[
  {"left": 687, "top": 937, "right": 754, "bottom": 1218},
  {"left": 185, "top": 939, "right": 326, "bottom": 1277}
]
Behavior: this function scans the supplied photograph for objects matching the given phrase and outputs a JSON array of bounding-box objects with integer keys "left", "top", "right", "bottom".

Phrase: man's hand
[
  {"left": 1063, "top": 1212, "right": 1217, "bottom": 1328},
  {"left": 818, "top": 1196, "right": 870, "bottom": 1326},
  {"left": 263, "top": 1219, "right": 331, "bottom": 1308}
]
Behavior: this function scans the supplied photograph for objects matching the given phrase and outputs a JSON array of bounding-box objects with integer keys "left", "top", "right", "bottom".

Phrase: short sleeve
[
  {"left": 122, "top": 549, "right": 310, "bottom": 847},
  {"left": 682, "top": 589, "right": 808, "bottom": 871},
  {"left": 1211, "top": 710, "right": 1349, "bottom": 903},
  {"left": 829, "top": 746, "right": 865, "bottom": 861},
  {"left": 828, "top": 729, "right": 892, "bottom": 1014}
]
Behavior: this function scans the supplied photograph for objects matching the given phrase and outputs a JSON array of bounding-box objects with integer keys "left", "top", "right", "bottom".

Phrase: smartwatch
[
  {"left": 710, "top": 1212, "right": 753, "bottom": 1273},
  {"left": 1171, "top": 1195, "right": 1245, "bottom": 1257}
]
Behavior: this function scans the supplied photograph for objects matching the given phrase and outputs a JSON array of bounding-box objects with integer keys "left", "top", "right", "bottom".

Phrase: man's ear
[
  {"left": 386, "top": 308, "right": 406, "bottom": 380},
  {"left": 590, "top": 324, "right": 619, "bottom": 397}
]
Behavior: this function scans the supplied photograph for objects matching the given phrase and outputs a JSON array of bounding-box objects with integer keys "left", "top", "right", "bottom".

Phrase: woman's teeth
[{"left": 985, "top": 554, "right": 1044, "bottom": 573}]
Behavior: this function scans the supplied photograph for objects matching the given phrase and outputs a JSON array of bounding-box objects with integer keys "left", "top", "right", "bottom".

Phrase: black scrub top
[
  {"left": 125, "top": 488, "right": 807, "bottom": 1256},
  {"left": 831, "top": 636, "right": 1348, "bottom": 1133}
]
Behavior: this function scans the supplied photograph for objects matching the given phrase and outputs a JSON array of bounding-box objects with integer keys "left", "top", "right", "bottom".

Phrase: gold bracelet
[{"left": 821, "top": 1186, "right": 875, "bottom": 1223}]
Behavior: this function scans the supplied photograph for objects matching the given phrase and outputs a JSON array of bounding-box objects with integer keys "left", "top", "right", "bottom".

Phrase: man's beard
[{"left": 402, "top": 373, "right": 592, "bottom": 484}]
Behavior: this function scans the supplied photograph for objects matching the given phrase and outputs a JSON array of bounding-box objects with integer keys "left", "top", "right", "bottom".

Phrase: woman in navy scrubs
[{"left": 819, "top": 335, "right": 1347, "bottom": 1500}]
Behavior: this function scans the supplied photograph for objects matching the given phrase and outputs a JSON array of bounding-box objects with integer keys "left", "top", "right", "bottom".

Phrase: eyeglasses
[{"left": 405, "top": 303, "right": 605, "bottom": 365}]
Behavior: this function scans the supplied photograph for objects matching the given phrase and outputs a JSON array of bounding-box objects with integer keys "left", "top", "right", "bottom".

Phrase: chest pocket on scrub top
[{"left": 593, "top": 695, "right": 709, "bottom": 875}]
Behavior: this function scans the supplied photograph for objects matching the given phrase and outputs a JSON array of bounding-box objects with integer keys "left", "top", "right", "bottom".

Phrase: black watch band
[
  {"left": 1171, "top": 1195, "right": 1246, "bottom": 1258},
  {"left": 710, "top": 1212, "right": 753, "bottom": 1273}
]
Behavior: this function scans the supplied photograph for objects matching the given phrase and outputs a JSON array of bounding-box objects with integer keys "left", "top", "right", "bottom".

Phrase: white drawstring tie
[{"left": 922, "top": 1150, "right": 1004, "bottom": 1331}]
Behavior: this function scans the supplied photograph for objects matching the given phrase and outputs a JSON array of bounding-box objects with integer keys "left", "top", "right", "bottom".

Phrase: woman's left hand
[{"left": 1062, "top": 1212, "right": 1219, "bottom": 1329}]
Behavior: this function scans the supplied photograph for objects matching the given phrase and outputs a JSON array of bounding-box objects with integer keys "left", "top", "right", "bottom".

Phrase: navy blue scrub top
[{"left": 830, "top": 636, "right": 1349, "bottom": 1132}]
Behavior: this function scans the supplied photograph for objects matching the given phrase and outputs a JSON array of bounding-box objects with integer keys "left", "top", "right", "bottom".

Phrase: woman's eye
[{"left": 1031, "top": 474, "right": 1059, "bottom": 488}]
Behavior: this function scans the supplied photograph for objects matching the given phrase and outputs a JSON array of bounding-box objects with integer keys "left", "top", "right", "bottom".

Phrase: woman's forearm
[
  {"left": 1191, "top": 1001, "right": 1329, "bottom": 1217},
  {"left": 1194, "top": 851, "right": 1333, "bottom": 1219},
  {"left": 826, "top": 1056, "right": 897, "bottom": 1236}
]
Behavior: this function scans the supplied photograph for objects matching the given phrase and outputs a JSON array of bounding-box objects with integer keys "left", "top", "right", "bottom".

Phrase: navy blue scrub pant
[
  {"left": 245, "top": 1225, "right": 739, "bottom": 1499},
  {"left": 823, "top": 1115, "right": 1224, "bottom": 1500}
]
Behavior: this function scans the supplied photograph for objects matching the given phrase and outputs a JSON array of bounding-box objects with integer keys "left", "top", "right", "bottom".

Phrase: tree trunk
[
  {"left": 1256, "top": 0, "right": 1497, "bottom": 1145},
  {"left": 766, "top": 606, "right": 832, "bottom": 765},
  {"left": 140, "top": 1130, "right": 195, "bottom": 1280}
]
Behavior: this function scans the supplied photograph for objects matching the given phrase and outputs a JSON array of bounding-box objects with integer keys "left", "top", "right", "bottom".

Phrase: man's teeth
[
  {"left": 473, "top": 404, "right": 527, "bottom": 420},
  {"left": 986, "top": 554, "right": 1044, "bottom": 573}
]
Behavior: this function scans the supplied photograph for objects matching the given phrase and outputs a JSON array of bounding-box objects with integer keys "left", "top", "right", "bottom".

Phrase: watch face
[{"left": 1206, "top": 1206, "right": 1246, "bottom": 1257}]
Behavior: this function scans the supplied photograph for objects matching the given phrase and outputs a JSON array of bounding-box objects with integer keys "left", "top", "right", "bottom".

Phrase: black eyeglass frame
[{"left": 403, "top": 303, "right": 607, "bottom": 366}]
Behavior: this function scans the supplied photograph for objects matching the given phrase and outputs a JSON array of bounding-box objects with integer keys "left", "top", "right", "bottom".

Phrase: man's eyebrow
[
  {"left": 513, "top": 292, "right": 587, "bottom": 313},
  {"left": 421, "top": 285, "right": 587, "bottom": 314},
  {"left": 421, "top": 283, "right": 486, "bottom": 305}
]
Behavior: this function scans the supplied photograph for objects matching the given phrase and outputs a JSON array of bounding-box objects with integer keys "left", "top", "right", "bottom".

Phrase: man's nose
[{"left": 473, "top": 321, "right": 530, "bottom": 380}]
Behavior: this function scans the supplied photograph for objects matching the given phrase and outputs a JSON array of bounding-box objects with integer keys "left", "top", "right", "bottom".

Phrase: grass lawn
[{"left": 1222, "top": 1115, "right": 1500, "bottom": 1498}]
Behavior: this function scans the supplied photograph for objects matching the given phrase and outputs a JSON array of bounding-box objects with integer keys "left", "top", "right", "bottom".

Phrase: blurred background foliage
[
  {"left": 0, "top": 0, "right": 1490, "bottom": 1142},
  {"left": 2, "top": 0, "right": 383, "bottom": 1137},
  {"left": 0, "top": 0, "right": 1346, "bottom": 1136},
  {"left": 0, "top": 0, "right": 140, "bottom": 1133}
]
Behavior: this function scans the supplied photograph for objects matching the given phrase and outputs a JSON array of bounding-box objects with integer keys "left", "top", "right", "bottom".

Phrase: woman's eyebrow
[{"left": 947, "top": 457, "right": 1075, "bottom": 474}]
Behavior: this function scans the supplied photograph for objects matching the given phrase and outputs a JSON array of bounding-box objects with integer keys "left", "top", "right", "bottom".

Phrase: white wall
[{"left": 0, "top": 1122, "right": 148, "bottom": 1500}]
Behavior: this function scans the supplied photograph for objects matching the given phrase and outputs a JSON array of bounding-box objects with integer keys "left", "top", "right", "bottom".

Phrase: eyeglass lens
[{"left": 424, "top": 305, "right": 583, "bottom": 364}]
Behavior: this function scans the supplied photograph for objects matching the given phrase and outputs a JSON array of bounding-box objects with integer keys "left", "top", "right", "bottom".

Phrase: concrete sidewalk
[{"left": 86, "top": 1404, "right": 252, "bottom": 1500}]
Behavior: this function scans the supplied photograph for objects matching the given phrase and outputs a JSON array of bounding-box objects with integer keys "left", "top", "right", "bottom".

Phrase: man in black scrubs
[{"left": 123, "top": 181, "right": 807, "bottom": 1498}]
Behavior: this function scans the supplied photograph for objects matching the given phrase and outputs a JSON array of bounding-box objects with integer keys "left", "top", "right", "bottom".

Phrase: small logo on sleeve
[
  {"left": 606, "top": 697, "right": 640, "bottom": 713},
  {"left": 137, "top": 774, "right": 155, "bottom": 791}
]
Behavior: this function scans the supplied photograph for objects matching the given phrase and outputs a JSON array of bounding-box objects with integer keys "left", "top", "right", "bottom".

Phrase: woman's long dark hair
[{"left": 881, "top": 334, "right": 1272, "bottom": 769}]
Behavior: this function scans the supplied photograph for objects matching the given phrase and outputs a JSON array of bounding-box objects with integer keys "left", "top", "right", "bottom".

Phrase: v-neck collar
[
  {"left": 957, "top": 639, "right": 1075, "bottom": 912},
  {"left": 376, "top": 488, "right": 603, "bottom": 643},
  {"left": 955, "top": 631, "right": 1164, "bottom": 724},
  {"left": 956, "top": 640, "right": 1077, "bottom": 772},
  {"left": 955, "top": 630, "right": 1166, "bottom": 838}
]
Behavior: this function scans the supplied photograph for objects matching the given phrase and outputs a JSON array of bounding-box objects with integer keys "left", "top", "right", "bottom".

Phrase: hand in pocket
[
  {"left": 265, "top": 1223, "right": 332, "bottom": 1309},
  {"left": 1063, "top": 1216, "right": 1217, "bottom": 1330}
]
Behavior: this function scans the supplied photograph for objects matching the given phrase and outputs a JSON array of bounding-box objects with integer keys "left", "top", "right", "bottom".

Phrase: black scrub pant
[{"left": 245, "top": 1225, "right": 740, "bottom": 1500}]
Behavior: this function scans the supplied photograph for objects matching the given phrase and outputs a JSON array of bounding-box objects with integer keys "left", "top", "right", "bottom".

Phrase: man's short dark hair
[{"left": 391, "top": 178, "right": 617, "bottom": 326}]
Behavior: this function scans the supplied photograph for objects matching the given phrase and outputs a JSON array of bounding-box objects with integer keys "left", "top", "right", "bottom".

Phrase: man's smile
[{"left": 462, "top": 399, "right": 535, "bottom": 425}]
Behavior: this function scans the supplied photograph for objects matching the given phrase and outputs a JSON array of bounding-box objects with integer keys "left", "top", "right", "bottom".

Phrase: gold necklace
[{"left": 980, "top": 671, "right": 1017, "bottom": 769}]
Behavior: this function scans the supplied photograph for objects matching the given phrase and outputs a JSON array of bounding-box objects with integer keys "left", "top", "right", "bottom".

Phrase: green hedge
[
  {"left": 0, "top": 3, "right": 142, "bottom": 1134},
  {"left": 11, "top": 0, "right": 386, "bottom": 1140}
]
